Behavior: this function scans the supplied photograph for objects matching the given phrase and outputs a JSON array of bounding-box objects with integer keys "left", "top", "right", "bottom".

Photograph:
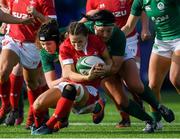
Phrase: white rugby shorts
[
  {"left": 124, "top": 33, "right": 139, "bottom": 60},
  {"left": 2, "top": 35, "right": 40, "bottom": 69},
  {"left": 152, "top": 37, "right": 180, "bottom": 58}
]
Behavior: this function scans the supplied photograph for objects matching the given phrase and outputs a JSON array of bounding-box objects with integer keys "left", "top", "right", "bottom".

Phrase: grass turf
[{"left": 0, "top": 90, "right": 179, "bottom": 138}]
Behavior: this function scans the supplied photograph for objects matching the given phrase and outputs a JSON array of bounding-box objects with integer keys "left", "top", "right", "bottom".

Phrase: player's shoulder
[
  {"left": 59, "top": 38, "right": 72, "bottom": 51},
  {"left": 112, "top": 26, "right": 125, "bottom": 38}
]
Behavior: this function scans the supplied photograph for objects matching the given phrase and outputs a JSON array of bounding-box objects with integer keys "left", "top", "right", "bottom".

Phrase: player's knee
[
  {"left": 25, "top": 79, "right": 39, "bottom": 90},
  {"left": 0, "top": 69, "right": 9, "bottom": 83},
  {"left": 62, "top": 84, "right": 77, "bottom": 101},
  {"left": 149, "top": 81, "right": 161, "bottom": 93},
  {"left": 170, "top": 76, "right": 180, "bottom": 90},
  {"left": 128, "top": 82, "right": 144, "bottom": 94},
  {"left": 33, "top": 97, "right": 43, "bottom": 111}
]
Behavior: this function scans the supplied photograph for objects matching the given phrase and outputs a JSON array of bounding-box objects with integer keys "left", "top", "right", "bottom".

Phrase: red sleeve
[
  {"left": 38, "top": 0, "right": 56, "bottom": 18},
  {"left": 59, "top": 39, "right": 73, "bottom": 61},
  {"left": 86, "top": 0, "right": 97, "bottom": 12}
]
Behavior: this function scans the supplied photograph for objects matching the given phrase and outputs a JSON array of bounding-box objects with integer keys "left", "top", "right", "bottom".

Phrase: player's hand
[
  {"left": 26, "top": 6, "right": 38, "bottom": 17},
  {"left": 87, "top": 65, "right": 101, "bottom": 81},
  {"left": 0, "top": 23, "right": 7, "bottom": 34},
  {"left": 141, "top": 29, "right": 151, "bottom": 41},
  {"left": 93, "top": 63, "right": 111, "bottom": 76}
]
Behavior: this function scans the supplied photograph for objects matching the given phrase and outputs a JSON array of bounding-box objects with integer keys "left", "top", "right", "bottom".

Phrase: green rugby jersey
[
  {"left": 40, "top": 49, "right": 60, "bottom": 73},
  {"left": 131, "top": 0, "right": 180, "bottom": 40},
  {"left": 84, "top": 21, "right": 126, "bottom": 56}
]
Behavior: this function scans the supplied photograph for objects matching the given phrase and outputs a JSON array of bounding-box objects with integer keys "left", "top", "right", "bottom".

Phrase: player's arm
[
  {"left": 26, "top": 0, "right": 56, "bottom": 23},
  {"left": 121, "top": 14, "right": 139, "bottom": 36},
  {"left": 79, "top": 10, "right": 99, "bottom": 23},
  {"left": 0, "top": 9, "right": 33, "bottom": 24},
  {"left": 140, "top": 11, "right": 151, "bottom": 41},
  {"left": 122, "top": 0, "right": 142, "bottom": 36},
  {"left": 26, "top": 6, "right": 49, "bottom": 22},
  {"left": 44, "top": 71, "right": 64, "bottom": 88},
  {"left": 61, "top": 61, "right": 98, "bottom": 82}
]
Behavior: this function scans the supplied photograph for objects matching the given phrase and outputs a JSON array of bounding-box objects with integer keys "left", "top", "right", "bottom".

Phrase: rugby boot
[
  {"left": 143, "top": 120, "right": 155, "bottom": 133},
  {"left": 158, "top": 104, "right": 175, "bottom": 123},
  {"left": 5, "top": 109, "right": 19, "bottom": 126},
  {"left": 0, "top": 106, "right": 10, "bottom": 124},
  {"left": 92, "top": 98, "right": 105, "bottom": 124},
  {"left": 116, "top": 119, "right": 131, "bottom": 128}
]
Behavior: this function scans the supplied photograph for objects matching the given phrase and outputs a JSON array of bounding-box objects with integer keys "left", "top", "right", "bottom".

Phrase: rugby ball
[{"left": 76, "top": 56, "right": 105, "bottom": 75}]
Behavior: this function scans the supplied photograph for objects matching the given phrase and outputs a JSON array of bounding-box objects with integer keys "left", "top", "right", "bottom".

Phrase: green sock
[
  {"left": 139, "top": 85, "right": 159, "bottom": 110},
  {"left": 122, "top": 99, "right": 153, "bottom": 122},
  {"left": 151, "top": 111, "right": 162, "bottom": 122}
]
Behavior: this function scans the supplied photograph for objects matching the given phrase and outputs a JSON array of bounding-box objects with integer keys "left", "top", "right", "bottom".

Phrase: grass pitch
[{"left": 0, "top": 91, "right": 179, "bottom": 138}]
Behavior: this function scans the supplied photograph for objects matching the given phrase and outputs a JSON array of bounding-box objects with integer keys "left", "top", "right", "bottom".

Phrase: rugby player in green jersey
[
  {"left": 37, "top": 20, "right": 64, "bottom": 89},
  {"left": 122, "top": 0, "right": 180, "bottom": 131},
  {"left": 83, "top": 9, "right": 175, "bottom": 133}
]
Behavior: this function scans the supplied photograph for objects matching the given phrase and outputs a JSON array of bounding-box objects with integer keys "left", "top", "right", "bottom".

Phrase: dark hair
[
  {"left": 82, "top": 10, "right": 115, "bottom": 24},
  {"left": 68, "top": 21, "right": 88, "bottom": 36},
  {"left": 38, "top": 19, "right": 60, "bottom": 45}
]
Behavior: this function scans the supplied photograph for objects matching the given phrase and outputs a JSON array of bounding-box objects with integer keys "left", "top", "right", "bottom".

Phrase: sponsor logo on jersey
[
  {"left": 113, "top": 10, "right": 127, "bottom": 17},
  {"left": 151, "top": 15, "right": 169, "bottom": 23},
  {"left": 99, "top": 3, "right": 105, "bottom": 9},
  {"left": 157, "top": 2, "right": 165, "bottom": 11},
  {"left": 145, "top": 5, "right": 151, "bottom": 11},
  {"left": 12, "top": 12, "right": 32, "bottom": 19}
]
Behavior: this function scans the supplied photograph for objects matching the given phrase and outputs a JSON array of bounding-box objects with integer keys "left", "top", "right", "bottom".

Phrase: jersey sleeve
[
  {"left": 131, "top": 0, "right": 143, "bottom": 16},
  {"left": 38, "top": 0, "right": 56, "bottom": 18},
  {"left": 59, "top": 40, "right": 74, "bottom": 65},
  {"left": 110, "top": 27, "right": 126, "bottom": 56},
  {"left": 40, "top": 50, "right": 55, "bottom": 73}
]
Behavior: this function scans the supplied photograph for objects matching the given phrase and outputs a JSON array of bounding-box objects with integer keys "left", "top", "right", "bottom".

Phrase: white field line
[
  {"left": 105, "top": 111, "right": 180, "bottom": 115},
  {"left": 20, "top": 122, "right": 180, "bottom": 126},
  {"left": 68, "top": 122, "right": 180, "bottom": 126}
]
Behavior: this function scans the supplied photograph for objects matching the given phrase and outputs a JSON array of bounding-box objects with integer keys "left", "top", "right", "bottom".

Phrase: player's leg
[
  {"left": 32, "top": 83, "right": 77, "bottom": 135},
  {"left": 120, "top": 55, "right": 174, "bottom": 126},
  {"left": 169, "top": 49, "right": 180, "bottom": 94},
  {"left": 25, "top": 65, "right": 48, "bottom": 129},
  {"left": 117, "top": 39, "right": 143, "bottom": 128},
  {"left": 17, "top": 42, "right": 43, "bottom": 129},
  {"left": 15, "top": 86, "right": 25, "bottom": 125},
  {"left": 101, "top": 75, "right": 155, "bottom": 133},
  {"left": 148, "top": 39, "right": 174, "bottom": 128},
  {"left": 23, "top": 67, "right": 43, "bottom": 128},
  {"left": 0, "top": 43, "right": 20, "bottom": 124},
  {"left": 5, "top": 64, "right": 24, "bottom": 125}
]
